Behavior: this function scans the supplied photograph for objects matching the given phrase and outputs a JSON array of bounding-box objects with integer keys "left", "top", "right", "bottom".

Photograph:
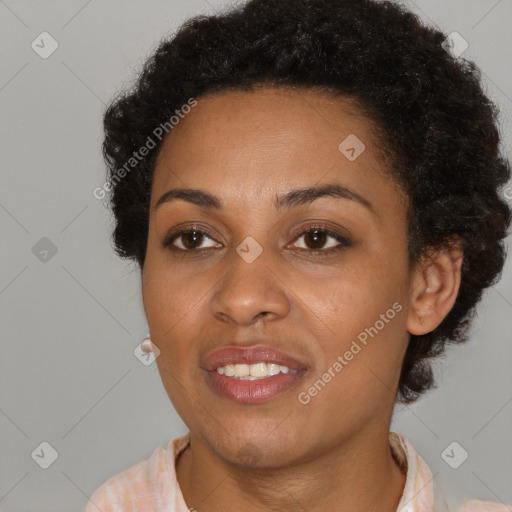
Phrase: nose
[{"left": 210, "top": 252, "right": 291, "bottom": 327}]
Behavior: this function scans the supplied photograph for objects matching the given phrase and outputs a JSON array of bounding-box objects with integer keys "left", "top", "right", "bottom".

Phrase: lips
[
  {"left": 201, "top": 344, "right": 309, "bottom": 404},
  {"left": 202, "top": 344, "right": 308, "bottom": 372}
]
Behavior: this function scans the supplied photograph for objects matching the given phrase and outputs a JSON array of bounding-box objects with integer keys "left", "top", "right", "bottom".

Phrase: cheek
[
  {"left": 303, "top": 250, "right": 408, "bottom": 375},
  {"left": 142, "top": 257, "right": 215, "bottom": 373},
  {"left": 296, "top": 282, "right": 406, "bottom": 428},
  {"left": 142, "top": 257, "right": 183, "bottom": 347},
  {"left": 143, "top": 234, "right": 192, "bottom": 326},
  {"left": 306, "top": 253, "right": 401, "bottom": 325}
]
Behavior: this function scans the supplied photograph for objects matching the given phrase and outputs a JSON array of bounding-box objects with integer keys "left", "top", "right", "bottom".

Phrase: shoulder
[
  {"left": 389, "top": 432, "right": 512, "bottom": 512},
  {"left": 85, "top": 443, "right": 170, "bottom": 512},
  {"left": 459, "top": 500, "right": 512, "bottom": 511}
]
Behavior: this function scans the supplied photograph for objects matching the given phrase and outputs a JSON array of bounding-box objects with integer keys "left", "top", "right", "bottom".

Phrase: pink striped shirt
[{"left": 85, "top": 432, "right": 511, "bottom": 512}]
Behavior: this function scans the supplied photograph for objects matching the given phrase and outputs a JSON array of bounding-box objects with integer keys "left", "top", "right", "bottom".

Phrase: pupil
[
  {"left": 183, "top": 230, "right": 202, "bottom": 249},
  {"left": 306, "top": 229, "right": 326, "bottom": 249}
]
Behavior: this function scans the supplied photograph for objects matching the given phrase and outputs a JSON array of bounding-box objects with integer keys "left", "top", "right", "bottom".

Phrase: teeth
[
  {"left": 234, "top": 364, "right": 250, "bottom": 377},
  {"left": 215, "top": 362, "right": 298, "bottom": 379},
  {"left": 249, "top": 362, "right": 267, "bottom": 377},
  {"left": 267, "top": 363, "right": 282, "bottom": 375}
]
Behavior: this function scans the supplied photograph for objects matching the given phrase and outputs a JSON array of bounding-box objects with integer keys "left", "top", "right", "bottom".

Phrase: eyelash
[{"left": 162, "top": 224, "right": 352, "bottom": 256}]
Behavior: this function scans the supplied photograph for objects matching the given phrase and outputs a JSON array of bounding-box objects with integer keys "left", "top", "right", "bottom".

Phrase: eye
[
  {"left": 162, "top": 224, "right": 351, "bottom": 254},
  {"left": 289, "top": 225, "right": 351, "bottom": 254},
  {"left": 163, "top": 227, "right": 220, "bottom": 251}
]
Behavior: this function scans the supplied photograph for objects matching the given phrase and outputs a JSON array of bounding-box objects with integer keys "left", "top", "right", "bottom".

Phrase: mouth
[
  {"left": 201, "top": 344, "right": 308, "bottom": 404},
  {"left": 214, "top": 362, "right": 299, "bottom": 379}
]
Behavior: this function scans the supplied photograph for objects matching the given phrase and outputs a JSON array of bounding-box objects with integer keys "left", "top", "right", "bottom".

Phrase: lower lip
[{"left": 205, "top": 370, "right": 305, "bottom": 404}]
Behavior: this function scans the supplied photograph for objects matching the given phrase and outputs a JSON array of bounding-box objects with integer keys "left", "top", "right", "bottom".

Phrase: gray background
[{"left": 1, "top": 0, "right": 511, "bottom": 511}]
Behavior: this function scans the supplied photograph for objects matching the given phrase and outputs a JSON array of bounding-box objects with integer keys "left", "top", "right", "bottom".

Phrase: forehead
[{"left": 151, "top": 87, "right": 403, "bottom": 212}]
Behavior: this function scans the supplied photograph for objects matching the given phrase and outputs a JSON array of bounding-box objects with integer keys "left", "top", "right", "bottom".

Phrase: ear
[{"left": 406, "top": 238, "right": 463, "bottom": 336}]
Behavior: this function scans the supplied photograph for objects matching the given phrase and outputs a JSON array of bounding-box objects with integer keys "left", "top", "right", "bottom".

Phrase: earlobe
[{"left": 406, "top": 243, "right": 463, "bottom": 336}]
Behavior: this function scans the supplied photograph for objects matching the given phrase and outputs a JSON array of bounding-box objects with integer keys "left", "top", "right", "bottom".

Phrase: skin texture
[{"left": 141, "top": 87, "right": 463, "bottom": 512}]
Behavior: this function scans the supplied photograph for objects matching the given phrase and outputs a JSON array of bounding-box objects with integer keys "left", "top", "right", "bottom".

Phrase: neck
[{"left": 176, "top": 425, "right": 406, "bottom": 512}]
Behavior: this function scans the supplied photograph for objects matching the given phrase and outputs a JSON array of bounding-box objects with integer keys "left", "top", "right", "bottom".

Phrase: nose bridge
[{"left": 210, "top": 238, "right": 290, "bottom": 325}]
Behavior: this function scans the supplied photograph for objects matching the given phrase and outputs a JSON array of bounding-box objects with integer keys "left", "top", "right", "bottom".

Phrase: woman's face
[{"left": 142, "top": 87, "right": 415, "bottom": 467}]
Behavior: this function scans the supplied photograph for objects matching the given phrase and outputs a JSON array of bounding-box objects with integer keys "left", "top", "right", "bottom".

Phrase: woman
[{"left": 86, "top": 0, "right": 512, "bottom": 510}]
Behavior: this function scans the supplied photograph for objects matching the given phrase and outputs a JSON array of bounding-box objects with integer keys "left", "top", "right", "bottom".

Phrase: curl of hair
[{"left": 102, "top": 0, "right": 512, "bottom": 403}]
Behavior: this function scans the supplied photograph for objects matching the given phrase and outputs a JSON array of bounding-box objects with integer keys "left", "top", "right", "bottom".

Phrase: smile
[{"left": 215, "top": 362, "right": 299, "bottom": 379}]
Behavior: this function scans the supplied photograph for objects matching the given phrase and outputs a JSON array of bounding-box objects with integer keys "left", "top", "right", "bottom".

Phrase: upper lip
[{"left": 202, "top": 344, "right": 308, "bottom": 371}]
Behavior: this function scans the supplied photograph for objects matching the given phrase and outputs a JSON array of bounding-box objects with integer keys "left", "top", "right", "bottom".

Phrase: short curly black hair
[{"left": 101, "top": 0, "right": 512, "bottom": 403}]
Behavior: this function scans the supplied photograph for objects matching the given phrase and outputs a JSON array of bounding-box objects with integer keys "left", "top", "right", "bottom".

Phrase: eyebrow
[{"left": 155, "top": 183, "right": 377, "bottom": 216}]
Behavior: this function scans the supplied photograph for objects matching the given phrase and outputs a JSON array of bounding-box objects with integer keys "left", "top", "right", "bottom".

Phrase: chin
[{"left": 208, "top": 426, "right": 305, "bottom": 468}]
